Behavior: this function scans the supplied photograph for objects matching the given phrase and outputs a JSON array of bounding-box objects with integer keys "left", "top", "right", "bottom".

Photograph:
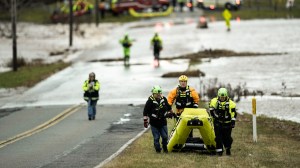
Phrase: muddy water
[{"left": 192, "top": 53, "right": 300, "bottom": 123}]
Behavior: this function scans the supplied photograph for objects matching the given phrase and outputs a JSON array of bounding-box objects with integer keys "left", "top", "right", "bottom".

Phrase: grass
[
  {"left": 102, "top": 111, "right": 300, "bottom": 168},
  {"left": 0, "top": 61, "right": 70, "bottom": 88}
]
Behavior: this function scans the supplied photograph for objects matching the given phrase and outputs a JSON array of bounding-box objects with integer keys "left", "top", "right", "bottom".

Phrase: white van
[{"left": 197, "top": 0, "right": 242, "bottom": 10}]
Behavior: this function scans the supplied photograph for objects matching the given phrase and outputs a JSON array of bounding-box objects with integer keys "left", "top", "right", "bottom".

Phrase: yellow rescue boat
[
  {"left": 167, "top": 108, "right": 216, "bottom": 153},
  {"left": 129, "top": 6, "right": 173, "bottom": 18}
]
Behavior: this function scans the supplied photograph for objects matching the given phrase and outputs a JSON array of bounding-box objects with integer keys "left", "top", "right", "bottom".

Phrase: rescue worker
[
  {"left": 209, "top": 88, "right": 237, "bottom": 156},
  {"left": 150, "top": 33, "right": 163, "bottom": 67},
  {"left": 177, "top": 0, "right": 185, "bottom": 12},
  {"left": 167, "top": 75, "right": 200, "bottom": 137},
  {"left": 143, "top": 85, "right": 174, "bottom": 153},
  {"left": 98, "top": 0, "right": 107, "bottom": 19},
  {"left": 82, "top": 72, "right": 100, "bottom": 120},
  {"left": 222, "top": 5, "right": 232, "bottom": 32},
  {"left": 119, "top": 34, "right": 133, "bottom": 67}
]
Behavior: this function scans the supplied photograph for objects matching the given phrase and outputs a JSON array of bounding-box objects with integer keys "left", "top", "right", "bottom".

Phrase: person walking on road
[
  {"left": 83, "top": 72, "right": 100, "bottom": 120},
  {"left": 209, "top": 88, "right": 237, "bottom": 156},
  {"left": 119, "top": 34, "right": 133, "bottom": 67},
  {"left": 167, "top": 75, "right": 200, "bottom": 137},
  {"left": 143, "top": 85, "right": 174, "bottom": 153},
  {"left": 222, "top": 5, "right": 232, "bottom": 32},
  {"left": 150, "top": 33, "right": 163, "bottom": 67}
]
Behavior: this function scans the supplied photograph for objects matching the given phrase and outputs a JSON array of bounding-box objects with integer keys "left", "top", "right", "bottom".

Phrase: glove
[
  {"left": 231, "top": 120, "right": 235, "bottom": 128},
  {"left": 144, "top": 118, "right": 148, "bottom": 128},
  {"left": 165, "top": 112, "right": 174, "bottom": 119},
  {"left": 89, "top": 83, "right": 94, "bottom": 88}
]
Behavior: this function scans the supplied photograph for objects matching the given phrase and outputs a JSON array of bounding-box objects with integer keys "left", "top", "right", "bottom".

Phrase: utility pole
[
  {"left": 69, "top": 0, "right": 73, "bottom": 47},
  {"left": 95, "top": 0, "right": 99, "bottom": 27},
  {"left": 11, "top": 0, "right": 17, "bottom": 71}
]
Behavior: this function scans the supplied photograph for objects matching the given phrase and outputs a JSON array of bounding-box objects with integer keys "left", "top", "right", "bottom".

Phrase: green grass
[
  {"left": 0, "top": 61, "right": 70, "bottom": 88},
  {"left": 102, "top": 112, "right": 300, "bottom": 168}
]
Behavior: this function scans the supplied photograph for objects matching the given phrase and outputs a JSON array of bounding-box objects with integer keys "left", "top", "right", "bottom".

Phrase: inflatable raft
[{"left": 167, "top": 108, "right": 216, "bottom": 153}]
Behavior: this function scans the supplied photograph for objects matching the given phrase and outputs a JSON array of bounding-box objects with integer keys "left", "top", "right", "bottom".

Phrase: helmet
[
  {"left": 178, "top": 75, "right": 188, "bottom": 81},
  {"left": 89, "top": 72, "right": 95, "bottom": 77},
  {"left": 151, "top": 85, "right": 162, "bottom": 94},
  {"left": 218, "top": 88, "right": 228, "bottom": 97}
]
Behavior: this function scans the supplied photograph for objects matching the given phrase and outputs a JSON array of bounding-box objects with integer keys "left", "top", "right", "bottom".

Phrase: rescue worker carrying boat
[
  {"left": 167, "top": 75, "right": 199, "bottom": 137},
  {"left": 143, "top": 85, "right": 174, "bottom": 153},
  {"left": 209, "top": 88, "right": 237, "bottom": 156}
]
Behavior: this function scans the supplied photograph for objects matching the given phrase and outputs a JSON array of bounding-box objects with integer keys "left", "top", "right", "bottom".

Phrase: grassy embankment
[
  {"left": 0, "top": 61, "right": 70, "bottom": 88},
  {"left": 102, "top": 111, "right": 300, "bottom": 168}
]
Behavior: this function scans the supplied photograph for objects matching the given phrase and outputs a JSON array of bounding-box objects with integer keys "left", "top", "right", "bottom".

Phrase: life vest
[
  {"left": 149, "top": 95, "right": 168, "bottom": 119},
  {"left": 212, "top": 99, "right": 231, "bottom": 123},
  {"left": 175, "top": 86, "right": 194, "bottom": 109}
]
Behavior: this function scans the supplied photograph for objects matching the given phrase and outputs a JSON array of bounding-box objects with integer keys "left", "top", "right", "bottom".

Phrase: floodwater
[
  {"left": 1, "top": 18, "right": 300, "bottom": 123},
  {"left": 194, "top": 54, "right": 300, "bottom": 123}
]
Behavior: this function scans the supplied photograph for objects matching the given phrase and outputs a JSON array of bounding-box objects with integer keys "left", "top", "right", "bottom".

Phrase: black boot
[
  {"left": 217, "top": 152, "right": 223, "bottom": 156},
  {"left": 226, "top": 148, "right": 231, "bottom": 155},
  {"left": 163, "top": 146, "right": 168, "bottom": 153}
]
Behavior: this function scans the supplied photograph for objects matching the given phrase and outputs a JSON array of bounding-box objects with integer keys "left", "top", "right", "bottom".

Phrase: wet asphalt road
[{"left": 0, "top": 104, "right": 144, "bottom": 168}]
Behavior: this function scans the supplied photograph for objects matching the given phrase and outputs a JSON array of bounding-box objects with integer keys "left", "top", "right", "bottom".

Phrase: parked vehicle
[
  {"left": 111, "top": 0, "right": 170, "bottom": 15},
  {"left": 197, "top": 0, "right": 242, "bottom": 10}
]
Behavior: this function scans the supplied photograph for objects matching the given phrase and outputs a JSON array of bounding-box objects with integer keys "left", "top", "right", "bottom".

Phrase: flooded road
[{"left": 1, "top": 19, "right": 300, "bottom": 123}]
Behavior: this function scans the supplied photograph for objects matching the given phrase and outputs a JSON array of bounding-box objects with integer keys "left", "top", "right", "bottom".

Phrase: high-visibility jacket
[
  {"left": 167, "top": 86, "right": 200, "bottom": 114},
  {"left": 222, "top": 9, "right": 232, "bottom": 20},
  {"left": 82, "top": 79, "right": 100, "bottom": 101},
  {"left": 143, "top": 95, "right": 172, "bottom": 128},
  {"left": 151, "top": 35, "right": 163, "bottom": 50},
  {"left": 209, "top": 97, "right": 237, "bottom": 124}
]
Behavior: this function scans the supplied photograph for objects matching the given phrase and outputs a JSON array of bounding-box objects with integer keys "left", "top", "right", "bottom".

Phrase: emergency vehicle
[{"left": 197, "top": 0, "right": 242, "bottom": 10}]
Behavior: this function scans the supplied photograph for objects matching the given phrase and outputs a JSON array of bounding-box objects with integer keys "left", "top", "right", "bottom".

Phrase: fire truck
[{"left": 111, "top": 0, "right": 170, "bottom": 15}]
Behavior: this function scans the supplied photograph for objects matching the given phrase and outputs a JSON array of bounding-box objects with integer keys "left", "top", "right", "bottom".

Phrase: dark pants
[
  {"left": 214, "top": 122, "right": 233, "bottom": 153},
  {"left": 124, "top": 57, "right": 130, "bottom": 67},
  {"left": 151, "top": 125, "right": 168, "bottom": 152}
]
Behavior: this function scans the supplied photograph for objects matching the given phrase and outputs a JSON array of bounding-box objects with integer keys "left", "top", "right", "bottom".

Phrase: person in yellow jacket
[
  {"left": 119, "top": 34, "right": 133, "bottom": 67},
  {"left": 82, "top": 72, "right": 100, "bottom": 120},
  {"left": 150, "top": 33, "right": 163, "bottom": 67},
  {"left": 222, "top": 6, "right": 232, "bottom": 32},
  {"left": 209, "top": 88, "right": 237, "bottom": 156}
]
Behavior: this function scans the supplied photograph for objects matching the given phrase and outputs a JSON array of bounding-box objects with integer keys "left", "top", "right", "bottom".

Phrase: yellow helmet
[{"left": 178, "top": 75, "right": 188, "bottom": 81}]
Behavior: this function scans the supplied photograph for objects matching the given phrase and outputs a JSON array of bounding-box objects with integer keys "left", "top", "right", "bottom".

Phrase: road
[{"left": 0, "top": 105, "right": 144, "bottom": 168}]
